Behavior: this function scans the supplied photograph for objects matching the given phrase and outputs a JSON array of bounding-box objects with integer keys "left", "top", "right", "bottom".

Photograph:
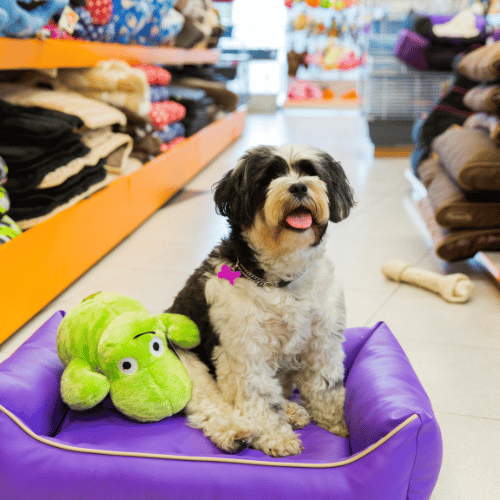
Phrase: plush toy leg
[
  {"left": 61, "top": 358, "right": 110, "bottom": 411},
  {"left": 155, "top": 313, "right": 200, "bottom": 348}
]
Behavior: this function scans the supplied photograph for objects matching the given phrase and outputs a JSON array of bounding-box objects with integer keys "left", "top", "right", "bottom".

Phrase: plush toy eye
[
  {"left": 150, "top": 336, "right": 164, "bottom": 356},
  {"left": 118, "top": 357, "right": 138, "bottom": 375}
]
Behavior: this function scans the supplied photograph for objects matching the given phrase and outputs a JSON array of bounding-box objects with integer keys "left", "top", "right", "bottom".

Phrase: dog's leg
[
  {"left": 294, "top": 345, "right": 349, "bottom": 438},
  {"left": 216, "top": 351, "right": 304, "bottom": 457},
  {"left": 178, "top": 351, "right": 255, "bottom": 453},
  {"left": 276, "top": 370, "right": 310, "bottom": 430}
]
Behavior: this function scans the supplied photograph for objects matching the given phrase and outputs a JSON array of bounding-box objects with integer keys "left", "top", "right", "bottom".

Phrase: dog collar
[{"left": 235, "top": 258, "right": 293, "bottom": 291}]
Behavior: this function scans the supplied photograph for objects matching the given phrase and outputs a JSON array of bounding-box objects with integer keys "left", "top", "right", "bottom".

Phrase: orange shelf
[
  {"left": 282, "top": 98, "right": 361, "bottom": 109},
  {"left": 0, "top": 37, "right": 219, "bottom": 70},
  {"left": 0, "top": 108, "right": 246, "bottom": 342}
]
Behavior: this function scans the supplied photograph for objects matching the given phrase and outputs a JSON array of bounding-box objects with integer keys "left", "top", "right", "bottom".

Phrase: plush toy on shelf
[{"left": 57, "top": 291, "right": 200, "bottom": 422}]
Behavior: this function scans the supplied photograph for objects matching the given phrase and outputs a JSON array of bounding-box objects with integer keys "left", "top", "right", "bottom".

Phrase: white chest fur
[{"left": 205, "top": 255, "right": 345, "bottom": 372}]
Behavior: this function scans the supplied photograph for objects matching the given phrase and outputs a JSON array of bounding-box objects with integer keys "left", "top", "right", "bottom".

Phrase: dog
[{"left": 167, "top": 144, "right": 355, "bottom": 457}]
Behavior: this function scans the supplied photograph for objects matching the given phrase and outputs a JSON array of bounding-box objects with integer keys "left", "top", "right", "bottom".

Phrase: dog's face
[{"left": 214, "top": 144, "right": 355, "bottom": 254}]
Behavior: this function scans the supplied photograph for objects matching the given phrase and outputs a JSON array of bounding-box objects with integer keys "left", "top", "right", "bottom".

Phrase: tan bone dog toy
[{"left": 382, "top": 260, "right": 474, "bottom": 303}]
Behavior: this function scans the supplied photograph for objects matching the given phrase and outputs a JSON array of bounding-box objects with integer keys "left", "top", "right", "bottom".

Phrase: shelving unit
[
  {"left": 0, "top": 37, "right": 219, "bottom": 69},
  {"left": 0, "top": 38, "right": 245, "bottom": 342}
]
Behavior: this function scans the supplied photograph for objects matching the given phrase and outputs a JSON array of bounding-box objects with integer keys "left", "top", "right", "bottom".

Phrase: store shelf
[
  {"left": 0, "top": 108, "right": 246, "bottom": 342},
  {"left": 282, "top": 98, "right": 360, "bottom": 109},
  {"left": 0, "top": 37, "right": 219, "bottom": 70}
]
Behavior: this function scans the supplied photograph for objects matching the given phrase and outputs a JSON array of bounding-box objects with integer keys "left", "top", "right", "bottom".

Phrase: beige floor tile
[
  {"left": 432, "top": 412, "right": 500, "bottom": 500},
  {"left": 343, "top": 287, "right": 393, "bottom": 328},
  {"left": 0, "top": 300, "right": 77, "bottom": 359},
  {"left": 396, "top": 338, "right": 500, "bottom": 420}
]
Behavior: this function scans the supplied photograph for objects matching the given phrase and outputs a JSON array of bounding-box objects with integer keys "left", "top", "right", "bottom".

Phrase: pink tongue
[{"left": 286, "top": 213, "right": 313, "bottom": 229}]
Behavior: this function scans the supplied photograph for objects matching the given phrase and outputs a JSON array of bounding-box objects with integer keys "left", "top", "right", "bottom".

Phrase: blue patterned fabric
[
  {"left": 135, "top": 1, "right": 182, "bottom": 46},
  {"left": 73, "top": 1, "right": 151, "bottom": 44},
  {"left": 0, "top": 0, "right": 68, "bottom": 38},
  {"left": 156, "top": 122, "right": 185, "bottom": 143},
  {"left": 73, "top": 7, "right": 115, "bottom": 42},
  {"left": 150, "top": 86, "right": 171, "bottom": 103}
]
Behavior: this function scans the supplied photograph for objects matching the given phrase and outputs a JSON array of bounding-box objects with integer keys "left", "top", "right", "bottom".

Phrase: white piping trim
[{"left": 0, "top": 405, "right": 419, "bottom": 468}]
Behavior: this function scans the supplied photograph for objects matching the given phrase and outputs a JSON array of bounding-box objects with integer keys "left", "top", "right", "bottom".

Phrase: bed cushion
[{"left": 0, "top": 313, "right": 442, "bottom": 500}]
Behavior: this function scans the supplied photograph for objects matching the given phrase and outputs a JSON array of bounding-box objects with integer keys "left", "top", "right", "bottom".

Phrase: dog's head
[{"left": 213, "top": 144, "right": 355, "bottom": 253}]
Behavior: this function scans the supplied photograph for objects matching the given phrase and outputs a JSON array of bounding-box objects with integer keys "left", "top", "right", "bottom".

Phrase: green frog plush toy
[{"left": 57, "top": 292, "right": 199, "bottom": 422}]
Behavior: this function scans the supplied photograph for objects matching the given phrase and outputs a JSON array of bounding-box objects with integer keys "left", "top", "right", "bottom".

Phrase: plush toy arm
[
  {"left": 154, "top": 313, "right": 200, "bottom": 349},
  {"left": 60, "top": 358, "right": 110, "bottom": 411}
]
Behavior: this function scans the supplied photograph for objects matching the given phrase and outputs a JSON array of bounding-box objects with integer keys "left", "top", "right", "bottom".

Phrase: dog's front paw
[
  {"left": 218, "top": 425, "right": 256, "bottom": 454},
  {"left": 253, "top": 430, "right": 304, "bottom": 457},
  {"left": 327, "top": 417, "right": 350, "bottom": 438},
  {"left": 285, "top": 401, "right": 310, "bottom": 429}
]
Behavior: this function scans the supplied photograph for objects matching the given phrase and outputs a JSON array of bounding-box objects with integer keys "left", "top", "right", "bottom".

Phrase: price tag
[{"left": 58, "top": 5, "right": 80, "bottom": 35}]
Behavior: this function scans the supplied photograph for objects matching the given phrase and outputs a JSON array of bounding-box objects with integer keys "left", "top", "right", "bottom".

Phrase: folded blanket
[
  {"left": 432, "top": 125, "right": 500, "bottom": 191},
  {"left": 38, "top": 129, "right": 132, "bottom": 188},
  {"left": 463, "top": 112, "right": 500, "bottom": 144},
  {"left": 156, "top": 122, "right": 185, "bottom": 144},
  {"left": 9, "top": 161, "right": 116, "bottom": 230},
  {"left": 172, "top": 77, "right": 238, "bottom": 112},
  {"left": 0, "top": 100, "right": 83, "bottom": 146},
  {"left": 0, "top": 83, "right": 127, "bottom": 130},
  {"left": 150, "top": 86, "right": 172, "bottom": 103},
  {"left": 457, "top": 41, "right": 500, "bottom": 82},
  {"left": 57, "top": 61, "right": 151, "bottom": 116},
  {"left": 149, "top": 101, "right": 186, "bottom": 130},
  {"left": 3, "top": 137, "right": 90, "bottom": 192},
  {"left": 419, "top": 154, "right": 500, "bottom": 229},
  {"left": 134, "top": 65, "right": 172, "bottom": 86},
  {"left": 418, "top": 195, "right": 500, "bottom": 262},
  {"left": 463, "top": 84, "right": 500, "bottom": 113}
]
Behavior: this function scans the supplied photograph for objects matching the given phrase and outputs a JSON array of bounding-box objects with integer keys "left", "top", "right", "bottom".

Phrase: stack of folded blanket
[
  {"left": 134, "top": 65, "right": 187, "bottom": 151},
  {"left": 0, "top": 84, "right": 134, "bottom": 230},
  {"left": 413, "top": 41, "right": 500, "bottom": 262}
]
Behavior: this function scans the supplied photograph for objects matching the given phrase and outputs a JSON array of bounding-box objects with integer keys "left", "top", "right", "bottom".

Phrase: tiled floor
[{"left": 2, "top": 111, "right": 500, "bottom": 499}]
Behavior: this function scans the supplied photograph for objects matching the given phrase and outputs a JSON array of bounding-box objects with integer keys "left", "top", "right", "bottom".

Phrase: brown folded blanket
[
  {"left": 463, "top": 85, "right": 500, "bottom": 113},
  {"left": 418, "top": 154, "right": 500, "bottom": 229},
  {"left": 432, "top": 125, "right": 500, "bottom": 191},
  {"left": 463, "top": 112, "right": 500, "bottom": 144},
  {"left": 457, "top": 41, "right": 500, "bottom": 82},
  {"left": 418, "top": 195, "right": 500, "bottom": 262}
]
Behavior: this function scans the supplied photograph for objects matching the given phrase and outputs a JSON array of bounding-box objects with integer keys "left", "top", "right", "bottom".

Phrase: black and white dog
[{"left": 167, "top": 144, "right": 355, "bottom": 457}]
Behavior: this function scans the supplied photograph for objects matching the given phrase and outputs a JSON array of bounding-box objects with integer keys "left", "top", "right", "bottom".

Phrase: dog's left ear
[{"left": 319, "top": 153, "right": 355, "bottom": 222}]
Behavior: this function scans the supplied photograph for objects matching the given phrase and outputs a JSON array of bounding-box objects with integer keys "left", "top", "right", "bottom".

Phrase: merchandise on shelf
[
  {"left": 411, "top": 40, "right": 500, "bottom": 262},
  {"left": 0, "top": 0, "right": 68, "bottom": 38}
]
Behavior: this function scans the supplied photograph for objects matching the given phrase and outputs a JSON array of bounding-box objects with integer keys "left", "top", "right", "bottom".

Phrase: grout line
[
  {"left": 363, "top": 284, "right": 403, "bottom": 326},
  {"left": 435, "top": 410, "right": 500, "bottom": 423}
]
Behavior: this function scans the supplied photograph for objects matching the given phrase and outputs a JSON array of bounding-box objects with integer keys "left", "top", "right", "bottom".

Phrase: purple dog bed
[{"left": 0, "top": 313, "right": 442, "bottom": 500}]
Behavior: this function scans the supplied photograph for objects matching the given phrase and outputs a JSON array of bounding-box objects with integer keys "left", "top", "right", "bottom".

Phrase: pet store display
[
  {"left": 394, "top": 9, "right": 489, "bottom": 72},
  {"left": 408, "top": 40, "right": 500, "bottom": 262},
  {"left": 0, "top": 85, "right": 135, "bottom": 229},
  {"left": 285, "top": 0, "right": 368, "bottom": 107},
  {"left": 0, "top": 313, "right": 442, "bottom": 500},
  {"left": 57, "top": 292, "right": 199, "bottom": 422},
  {"left": 0, "top": 0, "right": 68, "bottom": 38},
  {"left": 382, "top": 259, "right": 474, "bottom": 303}
]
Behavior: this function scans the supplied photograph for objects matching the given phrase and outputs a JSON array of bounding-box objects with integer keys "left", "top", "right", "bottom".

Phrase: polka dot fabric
[
  {"left": 85, "top": 0, "right": 113, "bottom": 25},
  {"left": 149, "top": 102, "right": 186, "bottom": 130},
  {"left": 135, "top": 65, "right": 172, "bottom": 86}
]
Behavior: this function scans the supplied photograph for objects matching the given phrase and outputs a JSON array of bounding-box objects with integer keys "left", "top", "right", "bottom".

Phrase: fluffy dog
[{"left": 167, "top": 144, "right": 355, "bottom": 457}]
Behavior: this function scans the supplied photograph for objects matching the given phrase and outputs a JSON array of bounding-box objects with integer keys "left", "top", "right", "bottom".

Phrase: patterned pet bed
[{"left": 0, "top": 313, "right": 442, "bottom": 500}]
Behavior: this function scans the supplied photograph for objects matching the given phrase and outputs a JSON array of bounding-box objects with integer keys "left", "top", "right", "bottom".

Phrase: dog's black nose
[{"left": 289, "top": 182, "right": 308, "bottom": 198}]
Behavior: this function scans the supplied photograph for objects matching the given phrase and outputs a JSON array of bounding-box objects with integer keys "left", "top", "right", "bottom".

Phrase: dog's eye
[
  {"left": 118, "top": 357, "right": 138, "bottom": 375},
  {"left": 149, "top": 337, "right": 164, "bottom": 357}
]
